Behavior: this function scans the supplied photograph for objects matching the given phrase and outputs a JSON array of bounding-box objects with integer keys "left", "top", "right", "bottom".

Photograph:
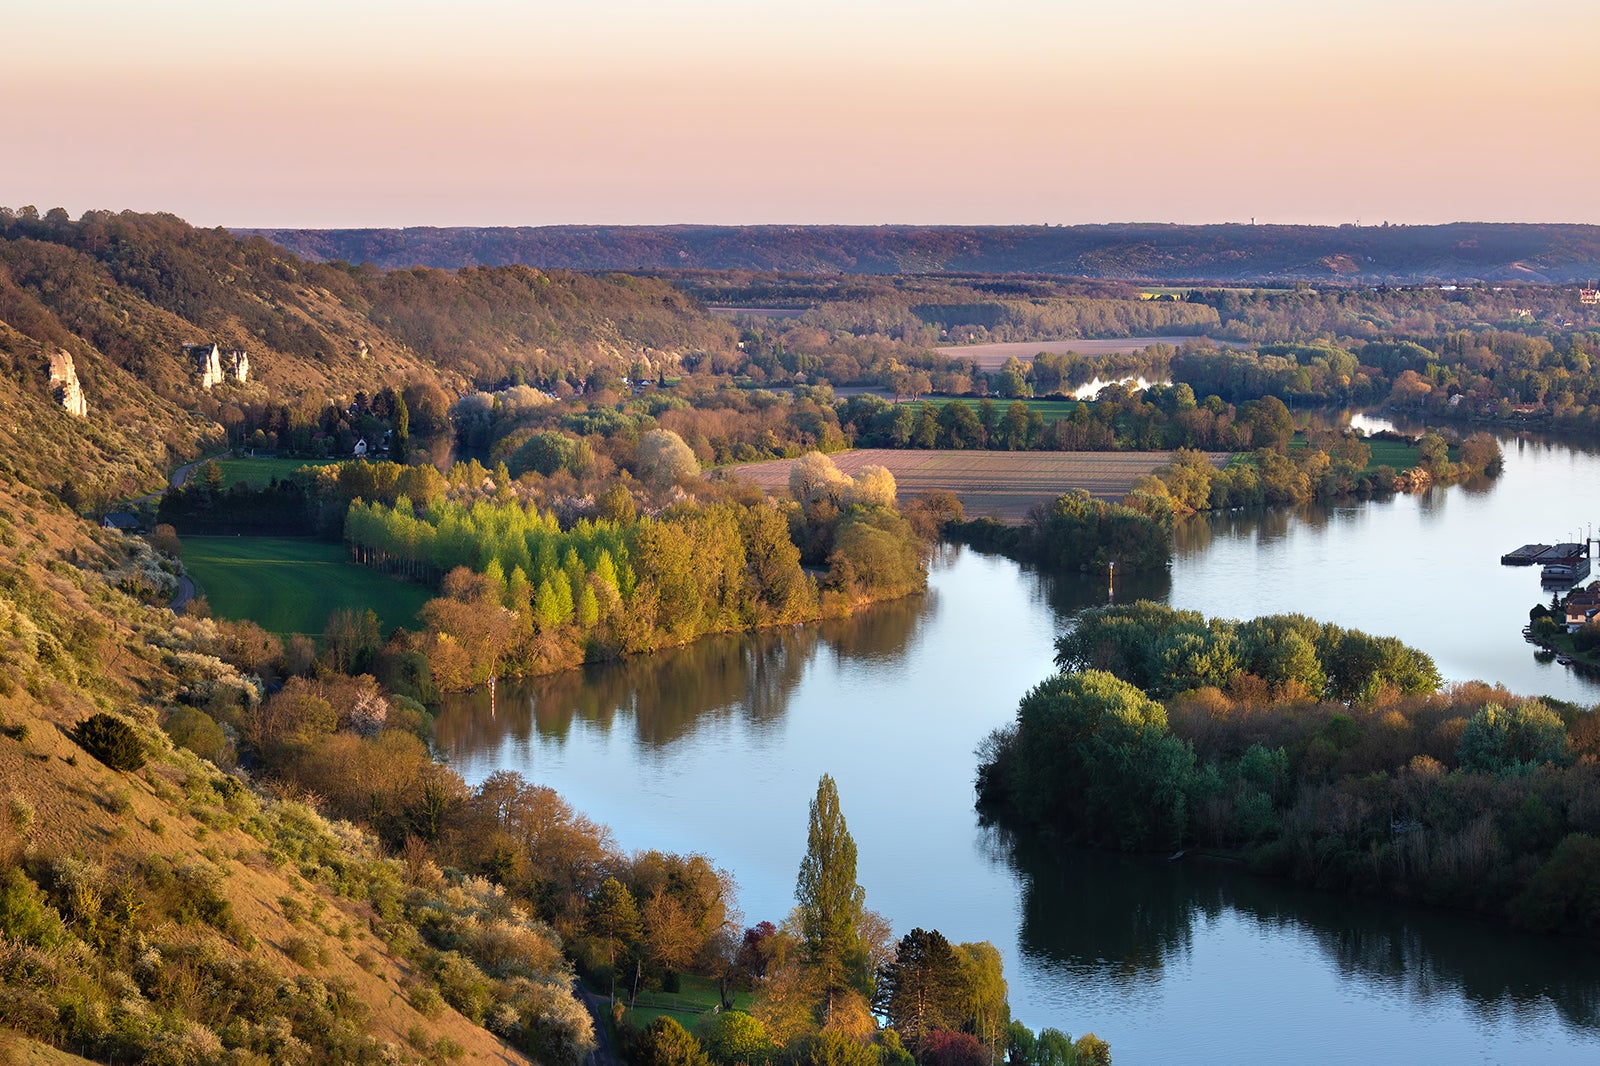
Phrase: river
[{"left": 435, "top": 430, "right": 1600, "bottom": 1064}]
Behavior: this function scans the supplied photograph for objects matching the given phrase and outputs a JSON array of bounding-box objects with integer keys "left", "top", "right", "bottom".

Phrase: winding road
[
  {"left": 122, "top": 452, "right": 223, "bottom": 612},
  {"left": 164, "top": 456, "right": 217, "bottom": 611}
]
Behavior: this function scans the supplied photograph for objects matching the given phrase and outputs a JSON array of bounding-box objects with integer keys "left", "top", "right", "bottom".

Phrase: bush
[
  {"left": 5, "top": 794, "right": 34, "bottom": 836},
  {"left": 632, "top": 1017, "right": 711, "bottom": 1066},
  {"left": 919, "top": 1030, "right": 988, "bottom": 1066},
  {"left": 163, "top": 706, "right": 234, "bottom": 768},
  {"left": 71, "top": 712, "right": 147, "bottom": 771},
  {"left": 704, "top": 1011, "right": 771, "bottom": 1066}
]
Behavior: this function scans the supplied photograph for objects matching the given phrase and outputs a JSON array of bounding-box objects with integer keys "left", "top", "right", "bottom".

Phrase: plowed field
[
  {"left": 934, "top": 337, "right": 1194, "bottom": 370},
  {"left": 725, "top": 449, "right": 1227, "bottom": 524},
  {"left": 935, "top": 336, "right": 1245, "bottom": 370}
]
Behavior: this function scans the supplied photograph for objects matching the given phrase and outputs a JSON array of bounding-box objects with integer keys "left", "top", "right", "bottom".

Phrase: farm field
[
  {"left": 726, "top": 448, "right": 1226, "bottom": 523},
  {"left": 182, "top": 535, "right": 431, "bottom": 637},
  {"left": 209, "top": 456, "right": 341, "bottom": 489},
  {"left": 935, "top": 335, "right": 1215, "bottom": 370}
]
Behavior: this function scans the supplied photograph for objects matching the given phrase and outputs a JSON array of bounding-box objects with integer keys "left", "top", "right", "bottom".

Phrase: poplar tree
[{"left": 795, "top": 773, "right": 867, "bottom": 1024}]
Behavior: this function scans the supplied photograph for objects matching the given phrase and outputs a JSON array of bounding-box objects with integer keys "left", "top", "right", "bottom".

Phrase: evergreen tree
[
  {"left": 390, "top": 388, "right": 409, "bottom": 459},
  {"left": 874, "top": 928, "right": 962, "bottom": 1051},
  {"left": 588, "top": 877, "right": 641, "bottom": 1003}
]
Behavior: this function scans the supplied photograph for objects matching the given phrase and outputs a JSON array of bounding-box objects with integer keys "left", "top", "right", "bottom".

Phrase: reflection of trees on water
[
  {"left": 434, "top": 591, "right": 932, "bottom": 753},
  {"left": 986, "top": 823, "right": 1600, "bottom": 1031},
  {"left": 981, "top": 824, "right": 1201, "bottom": 992},
  {"left": 998, "top": 555, "right": 1171, "bottom": 622},
  {"left": 1174, "top": 507, "right": 1299, "bottom": 557}
]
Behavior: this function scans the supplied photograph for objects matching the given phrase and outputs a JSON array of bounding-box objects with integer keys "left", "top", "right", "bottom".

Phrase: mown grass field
[
  {"left": 210, "top": 456, "right": 341, "bottom": 489},
  {"left": 931, "top": 397, "right": 1086, "bottom": 423},
  {"left": 182, "top": 535, "right": 431, "bottom": 637},
  {"left": 613, "top": 975, "right": 752, "bottom": 1031},
  {"left": 1285, "top": 435, "right": 1425, "bottom": 474},
  {"left": 728, "top": 448, "right": 1225, "bottom": 523}
]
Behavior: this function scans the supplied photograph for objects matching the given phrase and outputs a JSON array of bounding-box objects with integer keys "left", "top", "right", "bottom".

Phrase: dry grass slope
[{"left": 0, "top": 481, "right": 532, "bottom": 1064}]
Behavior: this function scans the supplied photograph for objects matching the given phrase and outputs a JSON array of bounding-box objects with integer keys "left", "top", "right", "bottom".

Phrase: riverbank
[{"left": 434, "top": 544, "right": 1600, "bottom": 1064}]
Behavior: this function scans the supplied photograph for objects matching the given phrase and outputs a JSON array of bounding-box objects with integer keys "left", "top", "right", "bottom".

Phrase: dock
[
  {"left": 1502, "top": 543, "right": 1551, "bottom": 565},
  {"left": 1538, "top": 543, "right": 1592, "bottom": 586}
]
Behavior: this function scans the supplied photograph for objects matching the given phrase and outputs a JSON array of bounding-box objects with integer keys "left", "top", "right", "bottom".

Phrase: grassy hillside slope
[{"left": 181, "top": 536, "right": 431, "bottom": 636}]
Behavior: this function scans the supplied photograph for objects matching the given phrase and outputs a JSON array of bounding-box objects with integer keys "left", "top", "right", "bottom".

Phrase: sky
[{"left": 6, "top": 0, "right": 1595, "bottom": 228}]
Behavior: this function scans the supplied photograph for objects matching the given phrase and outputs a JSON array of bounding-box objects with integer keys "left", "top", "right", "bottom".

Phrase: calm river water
[{"left": 436, "top": 430, "right": 1600, "bottom": 1064}]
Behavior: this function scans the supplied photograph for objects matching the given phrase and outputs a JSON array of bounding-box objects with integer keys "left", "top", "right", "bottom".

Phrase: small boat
[{"left": 1557, "top": 656, "right": 1574, "bottom": 666}]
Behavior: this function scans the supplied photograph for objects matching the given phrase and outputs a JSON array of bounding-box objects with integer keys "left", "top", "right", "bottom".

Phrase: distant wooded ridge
[{"left": 236, "top": 223, "right": 1600, "bottom": 284}]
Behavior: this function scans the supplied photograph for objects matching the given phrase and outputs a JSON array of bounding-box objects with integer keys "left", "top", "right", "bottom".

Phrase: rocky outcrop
[
  {"left": 224, "top": 348, "right": 249, "bottom": 383},
  {"left": 184, "top": 343, "right": 248, "bottom": 387},
  {"left": 48, "top": 348, "right": 87, "bottom": 417},
  {"left": 186, "top": 343, "right": 224, "bottom": 388}
]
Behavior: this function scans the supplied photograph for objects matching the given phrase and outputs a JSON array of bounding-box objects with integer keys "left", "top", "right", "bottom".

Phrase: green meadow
[
  {"left": 1286, "top": 434, "right": 1426, "bottom": 474},
  {"left": 932, "top": 397, "right": 1086, "bottom": 423},
  {"left": 208, "top": 457, "right": 341, "bottom": 489},
  {"left": 181, "top": 536, "right": 431, "bottom": 637}
]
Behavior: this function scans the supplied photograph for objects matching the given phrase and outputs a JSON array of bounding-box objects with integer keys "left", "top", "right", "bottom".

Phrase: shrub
[
  {"left": 919, "top": 1030, "right": 988, "bottom": 1066},
  {"left": 163, "top": 706, "right": 234, "bottom": 768},
  {"left": 0, "top": 868, "right": 69, "bottom": 947},
  {"left": 632, "top": 1017, "right": 711, "bottom": 1066},
  {"left": 5, "top": 794, "right": 35, "bottom": 836},
  {"left": 704, "top": 1011, "right": 771, "bottom": 1066},
  {"left": 71, "top": 712, "right": 147, "bottom": 771},
  {"left": 284, "top": 934, "right": 325, "bottom": 968}
]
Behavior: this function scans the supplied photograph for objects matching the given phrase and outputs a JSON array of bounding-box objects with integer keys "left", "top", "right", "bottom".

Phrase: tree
[
  {"left": 588, "top": 877, "right": 641, "bottom": 1001},
  {"left": 795, "top": 774, "right": 868, "bottom": 1024},
  {"left": 391, "top": 388, "right": 409, "bottom": 459},
  {"left": 1033, "top": 1029, "right": 1076, "bottom": 1066},
  {"left": 638, "top": 429, "right": 700, "bottom": 489},
  {"left": 1459, "top": 431, "right": 1501, "bottom": 474},
  {"left": 1417, "top": 431, "right": 1450, "bottom": 473},
  {"left": 874, "top": 928, "right": 962, "bottom": 1051},
  {"left": 1457, "top": 700, "right": 1570, "bottom": 774},
  {"left": 794, "top": 1030, "right": 878, "bottom": 1066},
  {"left": 1004, "top": 670, "right": 1194, "bottom": 850},
  {"left": 789, "top": 452, "right": 851, "bottom": 508},
  {"left": 952, "top": 940, "right": 1009, "bottom": 1060},
  {"left": 324, "top": 607, "right": 382, "bottom": 674},
  {"left": 1072, "top": 1034, "right": 1110, "bottom": 1066},
  {"left": 1005, "top": 1021, "right": 1038, "bottom": 1066}
]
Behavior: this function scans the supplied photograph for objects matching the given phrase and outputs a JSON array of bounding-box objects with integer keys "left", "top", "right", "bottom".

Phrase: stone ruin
[{"left": 48, "top": 348, "right": 87, "bottom": 417}]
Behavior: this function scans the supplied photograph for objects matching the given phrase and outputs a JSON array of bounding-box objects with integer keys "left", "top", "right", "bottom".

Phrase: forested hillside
[
  {"left": 0, "top": 208, "right": 739, "bottom": 504},
  {"left": 242, "top": 222, "right": 1600, "bottom": 284}
]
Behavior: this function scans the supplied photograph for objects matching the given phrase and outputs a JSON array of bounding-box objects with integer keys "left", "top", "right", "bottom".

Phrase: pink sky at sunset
[{"left": 7, "top": 0, "right": 1594, "bottom": 228}]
